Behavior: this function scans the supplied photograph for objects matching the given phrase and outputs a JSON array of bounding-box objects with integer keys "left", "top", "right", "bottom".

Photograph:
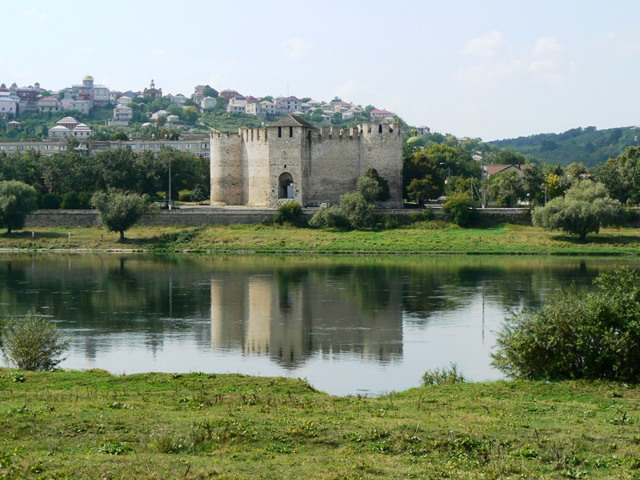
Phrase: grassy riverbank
[
  {"left": 1, "top": 369, "right": 639, "bottom": 478},
  {"left": 3, "top": 223, "right": 640, "bottom": 255}
]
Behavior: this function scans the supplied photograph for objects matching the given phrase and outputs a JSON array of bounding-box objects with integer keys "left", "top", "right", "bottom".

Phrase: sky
[{"left": 3, "top": 0, "right": 640, "bottom": 141}]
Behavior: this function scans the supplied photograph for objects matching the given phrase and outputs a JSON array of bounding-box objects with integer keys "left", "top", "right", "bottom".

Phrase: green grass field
[
  {"left": 3, "top": 223, "right": 640, "bottom": 255},
  {"left": 1, "top": 369, "right": 639, "bottom": 478}
]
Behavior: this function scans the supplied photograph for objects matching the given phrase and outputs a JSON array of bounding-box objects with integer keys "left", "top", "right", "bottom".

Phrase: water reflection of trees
[{"left": 0, "top": 254, "right": 635, "bottom": 370}]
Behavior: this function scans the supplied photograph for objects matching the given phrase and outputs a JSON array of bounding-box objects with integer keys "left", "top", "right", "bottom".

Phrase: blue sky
[{"left": 4, "top": 0, "right": 640, "bottom": 140}]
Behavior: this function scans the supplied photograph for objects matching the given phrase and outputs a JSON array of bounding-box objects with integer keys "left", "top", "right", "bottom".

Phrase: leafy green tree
[
  {"left": 203, "top": 86, "right": 218, "bottom": 98},
  {"left": 442, "top": 193, "right": 476, "bottom": 227},
  {"left": 0, "top": 180, "right": 38, "bottom": 234},
  {"left": 593, "top": 146, "right": 640, "bottom": 204},
  {"left": 61, "top": 191, "right": 81, "bottom": 209},
  {"left": 492, "top": 266, "right": 640, "bottom": 381},
  {"left": 532, "top": 180, "right": 621, "bottom": 240},
  {"left": 486, "top": 171, "right": 525, "bottom": 207},
  {"left": 363, "top": 168, "right": 390, "bottom": 201},
  {"left": 1, "top": 312, "right": 70, "bottom": 371},
  {"left": 357, "top": 176, "right": 382, "bottom": 203},
  {"left": 522, "top": 164, "right": 545, "bottom": 205},
  {"left": 182, "top": 106, "right": 199, "bottom": 124},
  {"left": 338, "top": 192, "right": 377, "bottom": 230},
  {"left": 91, "top": 190, "right": 154, "bottom": 241},
  {"left": 39, "top": 193, "right": 60, "bottom": 209},
  {"left": 407, "top": 177, "right": 439, "bottom": 205}
]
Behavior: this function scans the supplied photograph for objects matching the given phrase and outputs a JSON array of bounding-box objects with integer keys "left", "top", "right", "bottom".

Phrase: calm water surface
[{"left": 0, "top": 254, "right": 636, "bottom": 395}]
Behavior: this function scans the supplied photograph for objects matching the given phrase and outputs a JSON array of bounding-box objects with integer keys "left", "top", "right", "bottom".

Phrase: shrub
[
  {"left": 339, "top": 192, "right": 377, "bottom": 230},
  {"left": 39, "top": 193, "right": 61, "bottom": 210},
  {"left": 178, "top": 189, "right": 193, "bottom": 202},
  {"left": 442, "top": 193, "right": 476, "bottom": 227},
  {"left": 78, "top": 192, "right": 93, "bottom": 209},
  {"left": 309, "top": 205, "right": 347, "bottom": 229},
  {"left": 409, "top": 208, "right": 434, "bottom": 223},
  {"left": 1, "top": 312, "right": 70, "bottom": 371},
  {"left": 274, "top": 201, "right": 305, "bottom": 226},
  {"left": 61, "top": 191, "right": 80, "bottom": 209},
  {"left": 422, "top": 363, "right": 466, "bottom": 386},
  {"left": 491, "top": 266, "right": 640, "bottom": 381}
]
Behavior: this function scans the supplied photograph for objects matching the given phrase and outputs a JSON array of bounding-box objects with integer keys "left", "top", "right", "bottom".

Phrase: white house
[{"left": 200, "top": 96, "right": 217, "bottom": 110}]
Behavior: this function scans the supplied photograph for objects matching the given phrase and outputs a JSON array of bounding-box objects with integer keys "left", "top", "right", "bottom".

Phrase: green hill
[{"left": 489, "top": 125, "right": 640, "bottom": 167}]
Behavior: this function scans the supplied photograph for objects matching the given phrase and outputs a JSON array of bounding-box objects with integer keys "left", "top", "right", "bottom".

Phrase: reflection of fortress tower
[
  {"left": 209, "top": 267, "right": 403, "bottom": 369},
  {"left": 210, "top": 115, "right": 403, "bottom": 208}
]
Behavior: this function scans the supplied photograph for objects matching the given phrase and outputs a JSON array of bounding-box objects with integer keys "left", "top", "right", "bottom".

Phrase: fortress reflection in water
[{"left": 209, "top": 270, "right": 403, "bottom": 369}]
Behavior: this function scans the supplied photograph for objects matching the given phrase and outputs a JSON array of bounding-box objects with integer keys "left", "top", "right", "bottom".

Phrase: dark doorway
[{"left": 278, "top": 172, "right": 294, "bottom": 199}]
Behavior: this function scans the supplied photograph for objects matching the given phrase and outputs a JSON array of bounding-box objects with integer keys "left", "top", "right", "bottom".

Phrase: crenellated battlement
[{"left": 211, "top": 121, "right": 401, "bottom": 146}]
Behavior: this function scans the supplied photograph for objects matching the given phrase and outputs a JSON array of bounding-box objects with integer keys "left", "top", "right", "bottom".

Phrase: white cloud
[
  {"left": 462, "top": 30, "right": 505, "bottom": 57},
  {"left": 595, "top": 28, "right": 640, "bottom": 55},
  {"left": 281, "top": 38, "right": 313, "bottom": 59},
  {"left": 533, "top": 37, "right": 563, "bottom": 57},
  {"left": 24, "top": 8, "right": 47, "bottom": 20},
  {"left": 457, "top": 34, "right": 569, "bottom": 86}
]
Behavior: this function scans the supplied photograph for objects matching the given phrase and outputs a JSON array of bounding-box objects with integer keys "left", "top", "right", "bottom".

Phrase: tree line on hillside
[
  {"left": 489, "top": 125, "right": 639, "bottom": 167},
  {"left": 0, "top": 148, "right": 210, "bottom": 209}
]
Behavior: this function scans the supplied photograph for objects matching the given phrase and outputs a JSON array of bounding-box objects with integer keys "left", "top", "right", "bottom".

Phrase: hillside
[{"left": 490, "top": 125, "right": 640, "bottom": 167}]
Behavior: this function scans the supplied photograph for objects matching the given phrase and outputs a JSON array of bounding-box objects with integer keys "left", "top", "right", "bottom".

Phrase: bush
[
  {"left": 39, "top": 193, "right": 61, "bottom": 210},
  {"left": 61, "top": 191, "right": 80, "bottom": 209},
  {"left": 274, "top": 201, "right": 305, "bottom": 226},
  {"left": 442, "top": 193, "right": 476, "bottom": 227},
  {"left": 309, "top": 205, "right": 348, "bottom": 229},
  {"left": 491, "top": 266, "right": 640, "bottom": 381},
  {"left": 422, "top": 363, "right": 466, "bottom": 386},
  {"left": 339, "top": 192, "right": 377, "bottom": 230},
  {"left": 178, "top": 189, "right": 193, "bottom": 202},
  {"left": 1, "top": 312, "right": 70, "bottom": 371}
]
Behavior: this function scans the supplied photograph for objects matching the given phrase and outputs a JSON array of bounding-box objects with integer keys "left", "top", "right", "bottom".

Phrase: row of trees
[{"left": 0, "top": 148, "right": 209, "bottom": 207}]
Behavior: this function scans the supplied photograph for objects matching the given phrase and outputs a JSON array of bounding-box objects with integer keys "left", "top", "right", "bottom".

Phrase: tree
[
  {"left": 532, "top": 180, "right": 622, "bottom": 240},
  {"left": 91, "top": 190, "right": 154, "bottom": 240},
  {"left": 202, "top": 86, "right": 218, "bottom": 98},
  {"left": 442, "top": 193, "right": 476, "bottom": 227},
  {"left": 1, "top": 312, "right": 70, "bottom": 371},
  {"left": 338, "top": 192, "right": 377, "bottom": 230},
  {"left": 407, "top": 177, "right": 439, "bottom": 205},
  {"left": 0, "top": 180, "right": 38, "bottom": 234},
  {"left": 486, "top": 171, "right": 525, "bottom": 207},
  {"left": 364, "top": 168, "right": 390, "bottom": 202},
  {"left": 357, "top": 176, "right": 382, "bottom": 203},
  {"left": 492, "top": 266, "right": 640, "bottom": 381},
  {"left": 522, "top": 164, "right": 545, "bottom": 206}
]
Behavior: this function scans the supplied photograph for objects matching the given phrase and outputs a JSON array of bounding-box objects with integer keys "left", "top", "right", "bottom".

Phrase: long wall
[{"left": 24, "top": 207, "right": 538, "bottom": 228}]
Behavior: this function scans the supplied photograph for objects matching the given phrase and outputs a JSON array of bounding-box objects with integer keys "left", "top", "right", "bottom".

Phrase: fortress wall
[
  {"left": 210, "top": 131, "right": 244, "bottom": 205},
  {"left": 267, "top": 126, "right": 307, "bottom": 206},
  {"left": 360, "top": 124, "right": 404, "bottom": 206},
  {"left": 305, "top": 128, "right": 362, "bottom": 205},
  {"left": 241, "top": 128, "right": 271, "bottom": 206}
]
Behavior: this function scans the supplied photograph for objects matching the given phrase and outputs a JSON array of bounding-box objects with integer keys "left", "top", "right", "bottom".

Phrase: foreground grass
[
  {"left": 3, "top": 223, "right": 640, "bottom": 255},
  {"left": 1, "top": 370, "right": 640, "bottom": 478}
]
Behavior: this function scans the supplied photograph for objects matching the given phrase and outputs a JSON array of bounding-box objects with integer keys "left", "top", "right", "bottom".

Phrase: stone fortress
[{"left": 209, "top": 115, "right": 403, "bottom": 208}]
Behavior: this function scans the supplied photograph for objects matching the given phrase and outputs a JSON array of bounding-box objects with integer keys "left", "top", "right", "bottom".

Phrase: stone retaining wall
[{"left": 25, "top": 207, "right": 535, "bottom": 228}]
